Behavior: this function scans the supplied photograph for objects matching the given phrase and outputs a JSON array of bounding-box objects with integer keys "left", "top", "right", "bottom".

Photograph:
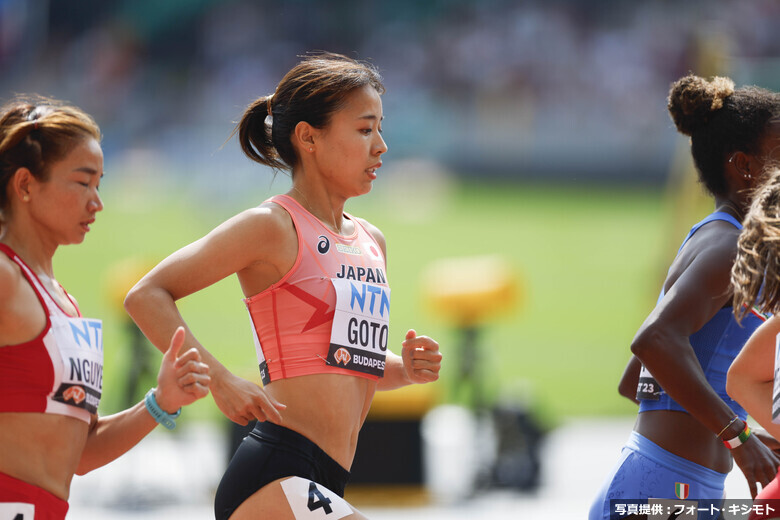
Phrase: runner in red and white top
[{"left": 0, "top": 97, "right": 210, "bottom": 520}]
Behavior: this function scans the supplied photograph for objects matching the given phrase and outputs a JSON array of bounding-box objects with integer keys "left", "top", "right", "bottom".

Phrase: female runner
[
  {"left": 123, "top": 53, "right": 443, "bottom": 520},
  {"left": 0, "top": 97, "right": 210, "bottom": 520},
  {"left": 590, "top": 75, "right": 780, "bottom": 519}
]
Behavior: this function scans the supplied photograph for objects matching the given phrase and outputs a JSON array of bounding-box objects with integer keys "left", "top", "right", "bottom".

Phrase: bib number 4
[
  {"left": 280, "top": 477, "right": 352, "bottom": 519},
  {"left": 307, "top": 482, "right": 333, "bottom": 514}
]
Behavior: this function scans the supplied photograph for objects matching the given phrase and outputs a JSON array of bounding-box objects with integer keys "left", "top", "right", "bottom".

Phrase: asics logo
[{"left": 317, "top": 235, "right": 330, "bottom": 254}]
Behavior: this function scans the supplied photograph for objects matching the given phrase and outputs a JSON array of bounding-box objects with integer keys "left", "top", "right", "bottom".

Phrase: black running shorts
[{"left": 214, "top": 421, "right": 351, "bottom": 520}]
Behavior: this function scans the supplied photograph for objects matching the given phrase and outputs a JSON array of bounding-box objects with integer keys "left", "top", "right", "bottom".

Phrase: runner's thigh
[{"left": 229, "top": 477, "right": 368, "bottom": 520}]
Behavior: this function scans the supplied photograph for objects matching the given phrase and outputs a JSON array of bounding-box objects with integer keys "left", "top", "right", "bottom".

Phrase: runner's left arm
[
  {"left": 354, "top": 218, "right": 442, "bottom": 391},
  {"left": 378, "top": 329, "right": 442, "bottom": 390}
]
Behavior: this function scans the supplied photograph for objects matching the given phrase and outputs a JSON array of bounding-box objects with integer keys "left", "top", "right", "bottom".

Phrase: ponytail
[
  {"left": 232, "top": 52, "right": 384, "bottom": 174},
  {"left": 234, "top": 94, "right": 286, "bottom": 170}
]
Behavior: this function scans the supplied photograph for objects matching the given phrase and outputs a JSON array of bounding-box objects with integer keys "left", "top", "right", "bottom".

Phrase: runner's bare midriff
[
  {"left": 0, "top": 413, "right": 88, "bottom": 500},
  {"left": 635, "top": 410, "right": 733, "bottom": 473},
  {"left": 264, "top": 373, "right": 376, "bottom": 470}
]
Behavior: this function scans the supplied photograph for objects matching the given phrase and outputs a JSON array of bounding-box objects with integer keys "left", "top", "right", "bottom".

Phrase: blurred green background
[
  {"left": 3, "top": 0, "right": 779, "bottom": 431},
  {"left": 54, "top": 176, "right": 672, "bottom": 425}
]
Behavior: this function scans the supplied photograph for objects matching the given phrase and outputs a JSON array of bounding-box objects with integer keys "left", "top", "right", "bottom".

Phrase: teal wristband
[{"left": 144, "top": 388, "right": 181, "bottom": 430}]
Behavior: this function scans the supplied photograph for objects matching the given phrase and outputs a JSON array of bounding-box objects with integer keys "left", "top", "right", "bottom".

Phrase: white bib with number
[
  {"left": 327, "top": 278, "right": 389, "bottom": 377},
  {"left": 48, "top": 313, "right": 104, "bottom": 415},
  {"left": 636, "top": 364, "right": 661, "bottom": 401},
  {"left": 280, "top": 477, "right": 352, "bottom": 520}
]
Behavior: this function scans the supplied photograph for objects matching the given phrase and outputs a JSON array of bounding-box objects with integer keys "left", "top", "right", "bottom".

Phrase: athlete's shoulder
[
  {"left": 193, "top": 203, "right": 297, "bottom": 275},
  {"left": 220, "top": 202, "right": 295, "bottom": 240},
  {"left": 0, "top": 253, "right": 20, "bottom": 294},
  {"left": 663, "top": 219, "right": 738, "bottom": 293},
  {"left": 689, "top": 219, "right": 740, "bottom": 257},
  {"left": 671, "top": 220, "right": 739, "bottom": 294},
  {"left": 246, "top": 200, "right": 294, "bottom": 223},
  {"left": 0, "top": 254, "right": 23, "bottom": 319}
]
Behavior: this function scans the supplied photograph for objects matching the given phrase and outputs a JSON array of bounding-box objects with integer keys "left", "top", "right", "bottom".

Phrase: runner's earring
[{"left": 22, "top": 194, "right": 30, "bottom": 202}]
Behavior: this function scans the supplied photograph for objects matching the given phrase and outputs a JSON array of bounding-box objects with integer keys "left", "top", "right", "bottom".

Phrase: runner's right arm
[{"left": 124, "top": 207, "right": 291, "bottom": 425}]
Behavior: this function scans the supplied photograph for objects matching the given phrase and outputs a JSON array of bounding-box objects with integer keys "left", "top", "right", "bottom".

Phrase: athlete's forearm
[
  {"left": 729, "top": 377, "right": 780, "bottom": 438},
  {"left": 376, "top": 351, "right": 410, "bottom": 391},
  {"left": 124, "top": 283, "right": 188, "bottom": 353},
  {"left": 124, "top": 283, "right": 230, "bottom": 379},
  {"left": 76, "top": 401, "right": 157, "bottom": 474}
]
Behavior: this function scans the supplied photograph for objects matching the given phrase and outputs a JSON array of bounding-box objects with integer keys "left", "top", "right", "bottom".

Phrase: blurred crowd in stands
[{"left": 1, "top": 0, "right": 779, "bottom": 184}]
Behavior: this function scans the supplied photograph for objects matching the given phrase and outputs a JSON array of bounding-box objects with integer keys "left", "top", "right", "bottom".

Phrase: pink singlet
[{"left": 245, "top": 195, "right": 390, "bottom": 386}]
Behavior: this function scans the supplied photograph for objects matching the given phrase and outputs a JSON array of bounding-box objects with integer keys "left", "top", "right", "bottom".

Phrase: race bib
[
  {"left": 280, "top": 477, "right": 352, "bottom": 520},
  {"left": 49, "top": 314, "right": 103, "bottom": 414},
  {"left": 248, "top": 310, "right": 271, "bottom": 386},
  {"left": 636, "top": 364, "right": 661, "bottom": 401},
  {"left": 327, "top": 278, "right": 389, "bottom": 377},
  {"left": 0, "top": 502, "right": 35, "bottom": 519}
]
